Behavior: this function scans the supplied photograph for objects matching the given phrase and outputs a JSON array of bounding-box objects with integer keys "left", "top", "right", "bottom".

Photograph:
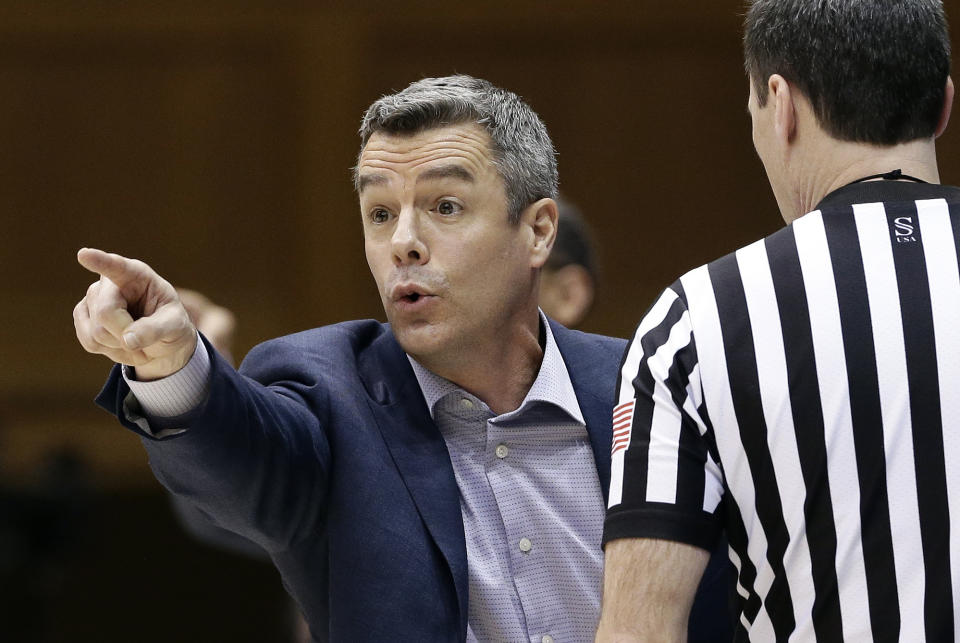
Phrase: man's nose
[{"left": 391, "top": 210, "right": 429, "bottom": 266}]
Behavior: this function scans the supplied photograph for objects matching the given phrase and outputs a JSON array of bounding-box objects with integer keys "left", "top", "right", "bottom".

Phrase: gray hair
[{"left": 355, "top": 75, "right": 558, "bottom": 223}]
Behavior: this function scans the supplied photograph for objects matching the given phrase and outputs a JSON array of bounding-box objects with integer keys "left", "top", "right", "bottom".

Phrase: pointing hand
[{"left": 74, "top": 248, "right": 198, "bottom": 380}]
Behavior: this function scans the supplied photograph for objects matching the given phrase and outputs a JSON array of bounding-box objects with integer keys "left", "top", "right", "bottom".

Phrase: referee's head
[
  {"left": 744, "top": 0, "right": 951, "bottom": 146},
  {"left": 742, "top": 0, "right": 954, "bottom": 223}
]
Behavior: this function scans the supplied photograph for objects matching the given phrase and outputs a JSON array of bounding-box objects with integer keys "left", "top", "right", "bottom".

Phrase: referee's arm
[
  {"left": 598, "top": 283, "right": 725, "bottom": 641},
  {"left": 596, "top": 537, "right": 710, "bottom": 642}
]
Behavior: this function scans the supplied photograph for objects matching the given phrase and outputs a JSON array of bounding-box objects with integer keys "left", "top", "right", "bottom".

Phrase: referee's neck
[{"left": 788, "top": 138, "right": 940, "bottom": 224}]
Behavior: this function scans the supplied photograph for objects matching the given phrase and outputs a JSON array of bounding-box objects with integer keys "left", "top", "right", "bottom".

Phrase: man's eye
[
  {"left": 371, "top": 208, "right": 390, "bottom": 223},
  {"left": 436, "top": 200, "right": 461, "bottom": 216}
]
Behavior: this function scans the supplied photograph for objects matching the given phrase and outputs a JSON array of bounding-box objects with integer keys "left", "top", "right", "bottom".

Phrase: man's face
[{"left": 357, "top": 123, "right": 539, "bottom": 364}]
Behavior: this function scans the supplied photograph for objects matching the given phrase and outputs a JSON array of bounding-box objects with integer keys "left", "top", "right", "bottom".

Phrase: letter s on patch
[{"left": 894, "top": 217, "right": 915, "bottom": 236}]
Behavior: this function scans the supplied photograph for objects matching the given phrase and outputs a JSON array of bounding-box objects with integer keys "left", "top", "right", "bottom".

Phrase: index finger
[{"left": 77, "top": 248, "right": 148, "bottom": 287}]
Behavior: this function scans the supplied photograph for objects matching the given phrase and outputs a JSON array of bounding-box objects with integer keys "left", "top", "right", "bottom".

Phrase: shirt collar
[
  {"left": 407, "top": 310, "right": 585, "bottom": 425},
  {"left": 815, "top": 180, "right": 960, "bottom": 211}
]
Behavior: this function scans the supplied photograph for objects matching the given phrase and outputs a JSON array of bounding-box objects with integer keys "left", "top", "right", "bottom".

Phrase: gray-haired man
[{"left": 74, "top": 75, "right": 730, "bottom": 641}]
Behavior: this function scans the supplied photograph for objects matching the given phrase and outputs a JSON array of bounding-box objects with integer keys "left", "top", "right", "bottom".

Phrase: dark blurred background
[{"left": 2, "top": 0, "right": 960, "bottom": 640}]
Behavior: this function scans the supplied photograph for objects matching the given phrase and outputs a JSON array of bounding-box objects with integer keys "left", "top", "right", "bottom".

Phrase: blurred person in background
[{"left": 538, "top": 197, "right": 597, "bottom": 329}]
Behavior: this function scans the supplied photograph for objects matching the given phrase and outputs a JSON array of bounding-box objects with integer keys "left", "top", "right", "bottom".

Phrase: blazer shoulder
[
  {"left": 239, "top": 319, "right": 393, "bottom": 380},
  {"left": 550, "top": 320, "right": 627, "bottom": 361}
]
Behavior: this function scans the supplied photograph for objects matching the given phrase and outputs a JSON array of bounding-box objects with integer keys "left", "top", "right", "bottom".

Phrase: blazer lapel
[
  {"left": 550, "top": 320, "right": 623, "bottom": 501},
  {"left": 357, "top": 327, "right": 469, "bottom": 636}
]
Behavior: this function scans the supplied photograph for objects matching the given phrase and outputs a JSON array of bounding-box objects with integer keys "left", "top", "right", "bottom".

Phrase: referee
[{"left": 598, "top": 1, "right": 959, "bottom": 641}]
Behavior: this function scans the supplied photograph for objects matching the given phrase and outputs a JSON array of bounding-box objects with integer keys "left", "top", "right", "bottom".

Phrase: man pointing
[{"left": 74, "top": 76, "right": 731, "bottom": 642}]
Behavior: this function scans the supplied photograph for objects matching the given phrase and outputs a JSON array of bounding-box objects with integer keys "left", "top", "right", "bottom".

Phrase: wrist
[
  {"left": 131, "top": 333, "right": 200, "bottom": 381},
  {"left": 122, "top": 332, "right": 210, "bottom": 420}
]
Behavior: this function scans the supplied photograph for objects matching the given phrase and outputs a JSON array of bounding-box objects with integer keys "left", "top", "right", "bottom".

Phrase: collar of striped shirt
[
  {"left": 817, "top": 179, "right": 960, "bottom": 210},
  {"left": 407, "top": 310, "right": 585, "bottom": 425}
]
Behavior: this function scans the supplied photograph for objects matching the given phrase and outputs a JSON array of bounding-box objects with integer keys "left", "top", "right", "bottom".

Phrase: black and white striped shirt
[{"left": 604, "top": 181, "right": 960, "bottom": 641}]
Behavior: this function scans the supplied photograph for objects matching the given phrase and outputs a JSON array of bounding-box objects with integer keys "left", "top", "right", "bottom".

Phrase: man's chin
[{"left": 391, "top": 322, "right": 448, "bottom": 360}]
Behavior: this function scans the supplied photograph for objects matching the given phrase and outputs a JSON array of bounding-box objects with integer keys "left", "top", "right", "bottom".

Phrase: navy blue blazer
[{"left": 98, "top": 319, "right": 732, "bottom": 641}]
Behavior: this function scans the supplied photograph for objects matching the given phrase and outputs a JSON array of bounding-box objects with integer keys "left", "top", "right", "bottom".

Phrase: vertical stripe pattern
[
  {"left": 604, "top": 189, "right": 960, "bottom": 641},
  {"left": 919, "top": 199, "right": 960, "bottom": 640}
]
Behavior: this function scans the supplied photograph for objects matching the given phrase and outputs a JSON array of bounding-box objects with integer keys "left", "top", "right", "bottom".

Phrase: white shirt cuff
[{"left": 122, "top": 333, "right": 211, "bottom": 418}]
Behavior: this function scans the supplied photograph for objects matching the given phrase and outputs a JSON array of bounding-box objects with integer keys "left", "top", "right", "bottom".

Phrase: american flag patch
[{"left": 611, "top": 399, "right": 636, "bottom": 455}]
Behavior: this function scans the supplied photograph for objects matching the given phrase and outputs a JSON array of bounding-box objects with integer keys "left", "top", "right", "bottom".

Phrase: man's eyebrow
[
  {"left": 417, "top": 164, "right": 475, "bottom": 184},
  {"left": 357, "top": 173, "right": 389, "bottom": 193}
]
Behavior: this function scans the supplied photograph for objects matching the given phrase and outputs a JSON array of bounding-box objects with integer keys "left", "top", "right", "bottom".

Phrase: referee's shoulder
[{"left": 676, "top": 224, "right": 798, "bottom": 297}]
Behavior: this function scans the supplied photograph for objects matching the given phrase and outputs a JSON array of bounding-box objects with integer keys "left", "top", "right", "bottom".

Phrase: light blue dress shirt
[{"left": 409, "top": 315, "right": 605, "bottom": 643}]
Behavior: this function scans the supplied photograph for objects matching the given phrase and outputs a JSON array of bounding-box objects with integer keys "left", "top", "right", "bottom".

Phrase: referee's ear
[
  {"left": 935, "top": 76, "right": 954, "bottom": 139},
  {"left": 769, "top": 74, "right": 798, "bottom": 146},
  {"left": 524, "top": 197, "right": 559, "bottom": 269}
]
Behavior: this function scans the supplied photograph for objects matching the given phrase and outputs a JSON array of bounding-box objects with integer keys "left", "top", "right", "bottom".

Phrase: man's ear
[
  {"left": 935, "top": 76, "right": 954, "bottom": 139},
  {"left": 525, "top": 198, "right": 558, "bottom": 269},
  {"left": 770, "top": 74, "right": 797, "bottom": 145}
]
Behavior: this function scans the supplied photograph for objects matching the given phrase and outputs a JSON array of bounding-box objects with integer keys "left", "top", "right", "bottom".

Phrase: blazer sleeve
[{"left": 97, "top": 334, "right": 332, "bottom": 553}]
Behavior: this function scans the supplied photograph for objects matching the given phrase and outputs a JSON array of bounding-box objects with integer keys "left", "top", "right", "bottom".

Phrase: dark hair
[
  {"left": 356, "top": 75, "right": 558, "bottom": 223},
  {"left": 744, "top": 0, "right": 951, "bottom": 145},
  {"left": 545, "top": 197, "right": 597, "bottom": 282}
]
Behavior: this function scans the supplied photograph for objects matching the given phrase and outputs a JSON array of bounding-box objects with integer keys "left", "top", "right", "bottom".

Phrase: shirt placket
[
  {"left": 485, "top": 420, "right": 558, "bottom": 643},
  {"left": 440, "top": 394, "right": 531, "bottom": 642}
]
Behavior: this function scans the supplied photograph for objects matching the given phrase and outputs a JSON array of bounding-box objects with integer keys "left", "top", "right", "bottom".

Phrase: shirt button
[
  {"left": 495, "top": 444, "right": 509, "bottom": 459},
  {"left": 519, "top": 537, "right": 532, "bottom": 553},
  {"left": 541, "top": 636, "right": 554, "bottom": 643},
  {"left": 460, "top": 398, "right": 474, "bottom": 410}
]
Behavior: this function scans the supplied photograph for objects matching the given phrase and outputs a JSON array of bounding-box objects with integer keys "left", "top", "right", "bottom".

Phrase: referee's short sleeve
[{"left": 603, "top": 283, "right": 724, "bottom": 552}]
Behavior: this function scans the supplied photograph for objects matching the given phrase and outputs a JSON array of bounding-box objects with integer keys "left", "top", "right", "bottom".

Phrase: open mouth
[{"left": 391, "top": 282, "right": 436, "bottom": 308}]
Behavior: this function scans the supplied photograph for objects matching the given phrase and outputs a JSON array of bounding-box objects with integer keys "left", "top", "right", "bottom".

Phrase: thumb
[{"left": 121, "top": 301, "right": 195, "bottom": 351}]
